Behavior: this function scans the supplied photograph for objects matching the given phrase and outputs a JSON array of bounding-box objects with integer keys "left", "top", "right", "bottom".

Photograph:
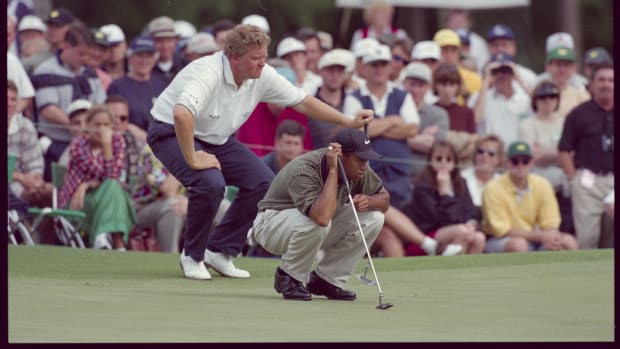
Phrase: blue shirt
[{"left": 107, "top": 75, "right": 168, "bottom": 131}]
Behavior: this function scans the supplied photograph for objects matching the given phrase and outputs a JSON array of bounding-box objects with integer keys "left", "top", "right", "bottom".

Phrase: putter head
[
  {"left": 376, "top": 302, "right": 394, "bottom": 310},
  {"left": 356, "top": 273, "right": 376, "bottom": 286}
]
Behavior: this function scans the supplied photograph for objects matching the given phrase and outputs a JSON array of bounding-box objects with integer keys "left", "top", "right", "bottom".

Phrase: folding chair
[
  {"left": 7, "top": 154, "right": 35, "bottom": 245},
  {"left": 28, "top": 162, "right": 87, "bottom": 248}
]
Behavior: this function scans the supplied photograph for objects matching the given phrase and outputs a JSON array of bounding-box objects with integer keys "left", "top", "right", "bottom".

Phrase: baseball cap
[
  {"left": 148, "top": 16, "right": 179, "bottom": 38},
  {"left": 533, "top": 81, "right": 560, "bottom": 98},
  {"left": 506, "top": 141, "right": 531, "bottom": 159},
  {"left": 331, "top": 128, "right": 382, "bottom": 161},
  {"left": 486, "top": 24, "right": 515, "bottom": 42},
  {"left": 276, "top": 37, "right": 306, "bottom": 58},
  {"left": 545, "top": 32, "right": 574, "bottom": 53},
  {"left": 546, "top": 47, "right": 576, "bottom": 63},
  {"left": 241, "top": 14, "right": 270, "bottom": 33},
  {"left": 67, "top": 99, "right": 92, "bottom": 117},
  {"left": 363, "top": 44, "right": 391, "bottom": 64},
  {"left": 18, "top": 15, "right": 46, "bottom": 32},
  {"left": 128, "top": 35, "right": 156, "bottom": 55},
  {"left": 187, "top": 32, "right": 218, "bottom": 54},
  {"left": 411, "top": 41, "right": 440, "bottom": 61},
  {"left": 317, "top": 31, "right": 333, "bottom": 50},
  {"left": 351, "top": 37, "right": 380, "bottom": 58},
  {"left": 584, "top": 47, "right": 612, "bottom": 65},
  {"left": 100, "top": 24, "right": 125, "bottom": 44},
  {"left": 433, "top": 29, "right": 460, "bottom": 47},
  {"left": 402, "top": 62, "right": 432, "bottom": 83},
  {"left": 45, "top": 8, "right": 74, "bottom": 26},
  {"left": 490, "top": 52, "right": 514, "bottom": 65},
  {"left": 318, "top": 49, "right": 352, "bottom": 71},
  {"left": 91, "top": 29, "right": 109, "bottom": 47}
]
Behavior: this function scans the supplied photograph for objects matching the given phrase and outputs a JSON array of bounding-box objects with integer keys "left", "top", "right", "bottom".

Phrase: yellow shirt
[
  {"left": 457, "top": 66, "right": 482, "bottom": 106},
  {"left": 482, "top": 173, "right": 561, "bottom": 237}
]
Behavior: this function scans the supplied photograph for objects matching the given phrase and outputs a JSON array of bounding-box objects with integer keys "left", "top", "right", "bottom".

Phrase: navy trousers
[{"left": 147, "top": 120, "right": 274, "bottom": 262}]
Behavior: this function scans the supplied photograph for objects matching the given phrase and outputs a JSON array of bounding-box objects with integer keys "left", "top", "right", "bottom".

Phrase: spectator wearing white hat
[
  {"left": 276, "top": 36, "right": 322, "bottom": 95},
  {"left": 185, "top": 32, "right": 219, "bottom": 61},
  {"left": 174, "top": 19, "right": 196, "bottom": 54},
  {"left": 241, "top": 14, "right": 270, "bottom": 33},
  {"left": 539, "top": 46, "right": 590, "bottom": 119},
  {"left": 57, "top": 99, "right": 92, "bottom": 167},
  {"left": 317, "top": 31, "right": 333, "bottom": 53},
  {"left": 296, "top": 27, "right": 323, "bottom": 74},
  {"left": 402, "top": 62, "right": 450, "bottom": 178},
  {"left": 344, "top": 44, "right": 419, "bottom": 211},
  {"left": 537, "top": 32, "right": 588, "bottom": 90},
  {"left": 17, "top": 15, "right": 51, "bottom": 74},
  {"left": 309, "top": 49, "right": 353, "bottom": 148},
  {"left": 17, "top": 14, "right": 47, "bottom": 53},
  {"left": 100, "top": 23, "right": 128, "bottom": 81},
  {"left": 410, "top": 40, "right": 441, "bottom": 106},
  {"left": 147, "top": 16, "right": 188, "bottom": 83},
  {"left": 350, "top": 37, "right": 380, "bottom": 88}
]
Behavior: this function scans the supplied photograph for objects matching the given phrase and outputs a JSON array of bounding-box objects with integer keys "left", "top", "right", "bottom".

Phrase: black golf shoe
[
  {"left": 307, "top": 271, "right": 356, "bottom": 300},
  {"left": 274, "top": 267, "right": 311, "bottom": 301}
]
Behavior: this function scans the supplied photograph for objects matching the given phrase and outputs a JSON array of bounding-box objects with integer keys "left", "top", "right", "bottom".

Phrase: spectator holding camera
[{"left": 558, "top": 63, "right": 614, "bottom": 249}]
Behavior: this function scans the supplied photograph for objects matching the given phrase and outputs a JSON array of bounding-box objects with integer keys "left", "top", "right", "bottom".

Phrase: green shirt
[{"left": 257, "top": 148, "right": 384, "bottom": 216}]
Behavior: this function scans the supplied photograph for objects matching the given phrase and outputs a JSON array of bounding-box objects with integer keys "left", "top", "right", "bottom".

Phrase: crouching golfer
[
  {"left": 147, "top": 25, "right": 372, "bottom": 280},
  {"left": 252, "top": 128, "right": 389, "bottom": 300}
]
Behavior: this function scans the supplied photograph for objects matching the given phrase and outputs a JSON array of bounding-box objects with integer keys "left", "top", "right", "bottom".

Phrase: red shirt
[{"left": 437, "top": 102, "right": 476, "bottom": 134}]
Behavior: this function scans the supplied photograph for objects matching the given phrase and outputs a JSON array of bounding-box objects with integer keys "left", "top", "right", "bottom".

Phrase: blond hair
[
  {"left": 224, "top": 24, "right": 271, "bottom": 58},
  {"left": 85, "top": 105, "right": 114, "bottom": 123},
  {"left": 363, "top": 0, "right": 394, "bottom": 24}
]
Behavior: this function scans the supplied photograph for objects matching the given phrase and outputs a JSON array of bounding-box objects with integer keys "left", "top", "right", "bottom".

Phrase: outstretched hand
[{"left": 347, "top": 109, "right": 374, "bottom": 129}]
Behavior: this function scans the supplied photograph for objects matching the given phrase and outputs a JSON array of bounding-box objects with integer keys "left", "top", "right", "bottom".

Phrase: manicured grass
[{"left": 8, "top": 245, "right": 614, "bottom": 342}]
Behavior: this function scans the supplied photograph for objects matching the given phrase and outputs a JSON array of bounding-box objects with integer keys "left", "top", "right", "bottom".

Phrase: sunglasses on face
[
  {"left": 491, "top": 66, "right": 513, "bottom": 75},
  {"left": 476, "top": 148, "right": 497, "bottom": 157},
  {"left": 537, "top": 94, "right": 559, "bottom": 100},
  {"left": 117, "top": 115, "right": 129, "bottom": 122},
  {"left": 434, "top": 155, "right": 453, "bottom": 163},
  {"left": 392, "top": 55, "right": 410, "bottom": 65},
  {"left": 510, "top": 156, "right": 531, "bottom": 166}
]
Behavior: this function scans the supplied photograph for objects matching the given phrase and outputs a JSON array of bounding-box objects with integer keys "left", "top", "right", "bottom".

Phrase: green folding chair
[
  {"left": 28, "top": 162, "right": 87, "bottom": 248},
  {"left": 7, "top": 154, "right": 35, "bottom": 245}
]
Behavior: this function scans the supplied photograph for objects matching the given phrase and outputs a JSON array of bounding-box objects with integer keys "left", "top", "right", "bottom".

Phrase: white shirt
[
  {"left": 300, "top": 70, "right": 322, "bottom": 95},
  {"left": 468, "top": 81, "right": 532, "bottom": 147},
  {"left": 151, "top": 51, "right": 307, "bottom": 145},
  {"left": 343, "top": 81, "right": 419, "bottom": 124},
  {"left": 7, "top": 52, "right": 35, "bottom": 99},
  {"left": 461, "top": 166, "right": 499, "bottom": 207}
]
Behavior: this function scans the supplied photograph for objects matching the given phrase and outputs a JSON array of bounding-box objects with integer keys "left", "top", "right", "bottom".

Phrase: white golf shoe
[
  {"left": 204, "top": 249, "right": 250, "bottom": 278},
  {"left": 180, "top": 250, "right": 212, "bottom": 280},
  {"left": 441, "top": 244, "right": 463, "bottom": 256}
]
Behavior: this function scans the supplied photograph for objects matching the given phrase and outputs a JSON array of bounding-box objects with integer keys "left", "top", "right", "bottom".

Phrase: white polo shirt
[
  {"left": 151, "top": 51, "right": 307, "bottom": 145},
  {"left": 343, "top": 81, "right": 419, "bottom": 124}
]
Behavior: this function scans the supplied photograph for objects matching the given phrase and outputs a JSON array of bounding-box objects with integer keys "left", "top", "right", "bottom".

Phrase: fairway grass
[{"left": 8, "top": 245, "right": 614, "bottom": 342}]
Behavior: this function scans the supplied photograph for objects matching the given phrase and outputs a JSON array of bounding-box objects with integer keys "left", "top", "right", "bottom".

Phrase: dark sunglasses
[
  {"left": 118, "top": 115, "right": 129, "bottom": 122},
  {"left": 510, "top": 156, "right": 531, "bottom": 166},
  {"left": 491, "top": 66, "right": 513, "bottom": 75},
  {"left": 434, "top": 155, "right": 453, "bottom": 163},
  {"left": 537, "top": 94, "right": 559, "bottom": 100},
  {"left": 392, "top": 55, "right": 410, "bottom": 65},
  {"left": 476, "top": 148, "right": 497, "bottom": 157}
]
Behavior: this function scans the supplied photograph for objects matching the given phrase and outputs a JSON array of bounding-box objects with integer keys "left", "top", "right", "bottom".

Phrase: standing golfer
[
  {"left": 252, "top": 128, "right": 389, "bottom": 300},
  {"left": 147, "top": 25, "right": 373, "bottom": 280}
]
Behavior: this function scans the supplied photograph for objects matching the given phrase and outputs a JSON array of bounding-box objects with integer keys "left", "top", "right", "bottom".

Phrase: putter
[
  {"left": 356, "top": 261, "right": 376, "bottom": 286},
  {"left": 336, "top": 156, "right": 393, "bottom": 310},
  {"left": 363, "top": 124, "right": 370, "bottom": 144}
]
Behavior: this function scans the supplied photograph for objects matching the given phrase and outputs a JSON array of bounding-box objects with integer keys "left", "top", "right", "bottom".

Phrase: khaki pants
[
  {"left": 253, "top": 206, "right": 384, "bottom": 288},
  {"left": 571, "top": 170, "right": 614, "bottom": 249}
]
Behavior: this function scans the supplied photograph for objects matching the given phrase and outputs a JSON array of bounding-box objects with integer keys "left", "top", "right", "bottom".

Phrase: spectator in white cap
[
  {"left": 539, "top": 46, "right": 590, "bottom": 119},
  {"left": 108, "top": 35, "right": 169, "bottom": 140},
  {"left": 350, "top": 37, "right": 380, "bottom": 87},
  {"left": 317, "top": 31, "right": 333, "bottom": 53},
  {"left": 485, "top": 24, "right": 538, "bottom": 92},
  {"left": 345, "top": 44, "right": 419, "bottom": 211},
  {"left": 296, "top": 27, "right": 323, "bottom": 74},
  {"left": 537, "top": 32, "right": 588, "bottom": 90},
  {"left": 402, "top": 62, "right": 450, "bottom": 178},
  {"left": 241, "top": 14, "right": 270, "bottom": 33},
  {"left": 410, "top": 41, "right": 441, "bottom": 105},
  {"left": 174, "top": 19, "right": 196, "bottom": 54},
  {"left": 309, "top": 49, "right": 353, "bottom": 148},
  {"left": 100, "top": 23, "right": 128, "bottom": 80},
  {"left": 58, "top": 99, "right": 92, "bottom": 167},
  {"left": 17, "top": 14, "right": 46, "bottom": 45},
  {"left": 277, "top": 36, "right": 322, "bottom": 95},
  {"left": 147, "top": 16, "right": 187, "bottom": 83},
  {"left": 185, "top": 32, "right": 218, "bottom": 61},
  {"left": 17, "top": 15, "right": 51, "bottom": 72}
]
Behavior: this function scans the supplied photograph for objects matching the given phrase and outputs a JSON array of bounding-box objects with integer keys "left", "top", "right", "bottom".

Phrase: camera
[{"left": 601, "top": 134, "right": 614, "bottom": 152}]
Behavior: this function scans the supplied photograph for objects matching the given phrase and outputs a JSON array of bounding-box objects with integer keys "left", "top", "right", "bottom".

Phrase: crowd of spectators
[{"left": 7, "top": 0, "right": 614, "bottom": 255}]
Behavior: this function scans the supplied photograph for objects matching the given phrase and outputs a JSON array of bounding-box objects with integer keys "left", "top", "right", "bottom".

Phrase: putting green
[{"left": 8, "top": 245, "right": 614, "bottom": 342}]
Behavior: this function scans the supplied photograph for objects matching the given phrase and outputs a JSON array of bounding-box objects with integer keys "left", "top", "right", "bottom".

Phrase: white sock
[{"left": 421, "top": 237, "right": 437, "bottom": 256}]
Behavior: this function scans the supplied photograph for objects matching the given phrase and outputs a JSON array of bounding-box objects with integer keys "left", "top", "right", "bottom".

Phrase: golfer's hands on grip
[
  {"left": 188, "top": 150, "right": 221, "bottom": 170},
  {"left": 352, "top": 194, "right": 369, "bottom": 212},
  {"left": 347, "top": 109, "right": 374, "bottom": 129},
  {"left": 326, "top": 142, "right": 342, "bottom": 171}
]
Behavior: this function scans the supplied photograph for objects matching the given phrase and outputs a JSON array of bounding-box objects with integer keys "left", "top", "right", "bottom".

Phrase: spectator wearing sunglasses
[
  {"left": 460, "top": 134, "right": 504, "bottom": 208},
  {"left": 481, "top": 141, "right": 578, "bottom": 253},
  {"left": 469, "top": 52, "right": 532, "bottom": 148},
  {"left": 388, "top": 37, "right": 413, "bottom": 83},
  {"left": 404, "top": 140, "right": 485, "bottom": 256},
  {"left": 519, "top": 81, "right": 568, "bottom": 196}
]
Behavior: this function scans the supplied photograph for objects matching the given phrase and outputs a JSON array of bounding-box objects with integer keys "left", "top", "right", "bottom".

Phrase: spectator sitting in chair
[{"left": 482, "top": 141, "right": 578, "bottom": 253}]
